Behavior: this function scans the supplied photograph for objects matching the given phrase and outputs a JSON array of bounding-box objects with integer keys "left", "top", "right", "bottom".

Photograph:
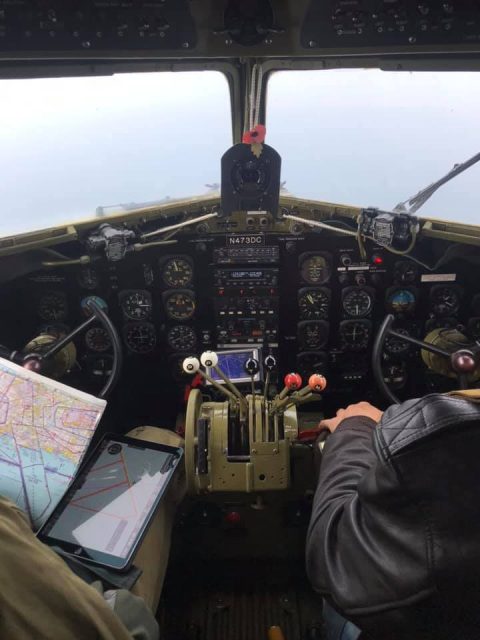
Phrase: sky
[
  {"left": 0, "top": 68, "right": 479, "bottom": 238},
  {"left": 268, "top": 69, "right": 480, "bottom": 223},
  {"left": 0, "top": 71, "right": 231, "bottom": 237}
]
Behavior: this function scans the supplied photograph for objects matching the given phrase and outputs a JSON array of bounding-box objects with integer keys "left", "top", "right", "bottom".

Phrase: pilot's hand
[{"left": 319, "top": 402, "right": 383, "bottom": 433}]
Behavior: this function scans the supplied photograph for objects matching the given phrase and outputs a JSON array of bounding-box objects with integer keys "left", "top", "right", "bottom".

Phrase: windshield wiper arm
[{"left": 394, "top": 150, "right": 480, "bottom": 214}]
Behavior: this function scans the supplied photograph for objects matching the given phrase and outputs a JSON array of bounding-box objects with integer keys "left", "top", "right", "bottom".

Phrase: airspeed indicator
[
  {"left": 298, "top": 288, "right": 330, "bottom": 320},
  {"left": 342, "top": 288, "right": 373, "bottom": 318}
]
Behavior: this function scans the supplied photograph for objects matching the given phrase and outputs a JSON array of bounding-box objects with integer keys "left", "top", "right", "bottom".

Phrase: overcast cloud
[{"left": 0, "top": 68, "right": 478, "bottom": 237}]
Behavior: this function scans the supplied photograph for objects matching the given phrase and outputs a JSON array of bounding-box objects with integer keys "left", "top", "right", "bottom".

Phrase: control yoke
[
  {"left": 0, "top": 299, "right": 122, "bottom": 399},
  {"left": 183, "top": 351, "right": 326, "bottom": 494},
  {"left": 373, "top": 314, "right": 480, "bottom": 405}
]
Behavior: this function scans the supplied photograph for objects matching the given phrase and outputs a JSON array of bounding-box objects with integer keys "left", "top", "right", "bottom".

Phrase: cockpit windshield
[
  {"left": 267, "top": 68, "right": 480, "bottom": 224},
  {"left": 0, "top": 71, "right": 231, "bottom": 238}
]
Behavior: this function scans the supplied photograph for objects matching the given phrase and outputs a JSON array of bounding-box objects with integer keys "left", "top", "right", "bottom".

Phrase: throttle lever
[
  {"left": 200, "top": 351, "right": 247, "bottom": 412},
  {"left": 263, "top": 355, "right": 277, "bottom": 404},
  {"left": 270, "top": 373, "right": 303, "bottom": 415},
  {"left": 244, "top": 357, "right": 260, "bottom": 401},
  {"left": 183, "top": 356, "right": 238, "bottom": 404}
]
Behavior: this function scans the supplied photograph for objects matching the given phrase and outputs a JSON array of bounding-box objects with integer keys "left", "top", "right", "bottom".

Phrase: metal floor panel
[{"left": 159, "top": 561, "right": 323, "bottom": 640}]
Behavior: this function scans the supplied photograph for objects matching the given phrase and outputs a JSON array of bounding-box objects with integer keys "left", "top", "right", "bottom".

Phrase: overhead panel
[
  {"left": 0, "top": 0, "right": 197, "bottom": 53},
  {"left": 301, "top": 0, "right": 480, "bottom": 50}
]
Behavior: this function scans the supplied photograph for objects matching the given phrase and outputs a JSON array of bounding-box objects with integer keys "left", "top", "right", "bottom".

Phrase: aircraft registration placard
[{"left": 0, "top": 357, "right": 106, "bottom": 530}]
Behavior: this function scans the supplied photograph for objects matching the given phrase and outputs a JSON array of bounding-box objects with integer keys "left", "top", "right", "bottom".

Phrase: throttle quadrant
[{"left": 182, "top": 351, "right": 326, "bottom": 494}]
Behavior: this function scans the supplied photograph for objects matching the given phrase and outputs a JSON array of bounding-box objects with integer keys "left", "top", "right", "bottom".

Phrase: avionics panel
[
  {"left": 206, "top": 349, "right": 261, "bottom": 385},
  {"left": 213, "top": 239, "right": 280, "bottom": 348}
]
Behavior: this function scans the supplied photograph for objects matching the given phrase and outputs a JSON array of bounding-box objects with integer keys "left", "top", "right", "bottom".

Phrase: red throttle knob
[
  {"left": 284, "top": 372, "right": 303, "bottom": 391},
  {"left": 309, "top": 374, "right": 327, "bottom": 393}
]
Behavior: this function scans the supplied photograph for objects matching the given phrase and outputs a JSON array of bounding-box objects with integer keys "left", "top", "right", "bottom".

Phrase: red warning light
[
  {"left": 225, "top": 511, "right": 242, "bottom": 525},
  {"left": 372, "top": 255, "right": 384, "bottom": 265}
]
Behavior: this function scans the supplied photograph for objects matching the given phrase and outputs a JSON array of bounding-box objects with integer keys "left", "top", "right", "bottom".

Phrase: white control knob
[
  {"left": 183, "top": 356, "right": 200, "bottom": 374},
  {"left": 200, "top": 350, "right": 218, "bottom": 368}
]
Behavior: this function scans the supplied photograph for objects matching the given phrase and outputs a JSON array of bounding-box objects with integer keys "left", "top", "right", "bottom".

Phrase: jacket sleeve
[{"left": 306, "top": 412, "right": 432, "bottom": 618}]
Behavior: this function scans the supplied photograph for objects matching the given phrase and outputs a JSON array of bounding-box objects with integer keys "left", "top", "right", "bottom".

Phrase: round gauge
[
  {"left": 38, "top": 292, "right": 67, "bottom": 322},
  {"left": 430, "top": 285, "right": 460, "bottom": 317},
  {"left": 385, "top": 328, "right": 411, "bottom": 355},
  {"left": 300, "top": 254, "right": 331, "bottom": 285},
  {"left": 162, "top": 257, "right": 193, "bottom": 288},
  {"left": 167, "top": 325, "right": 197, "bottom": 351},
  {"left": 394, "top": 261, "right": 418, "bottom": 284},
  {"left": 120, "top": 291, "right": 152, "bottom": 321},
  {"left": 165, "top": 291, "right": 196, "bottom": 321},
  {"left": 298, "top": 321, "right": 329, "bottom": 350},
  {"left": 81, "top": 296, "right": 108, "bottom": 317},
  {"left": 77, "top": 268, "right": 99, "bottom": 290},
  {"left": 342, "top": 289, "right": 373, "bottom": 318},
  {"left": 297, "top": 351, "right": 328, "bottom": 377},
  {"left": 85, "top": 327, "right": 111, "bottom": 353},
  {"left": 298, "top": 288, "right": 330, "bottom": 320},
  {"left": 387, "top": 288, "right": 416, "bottom": 314},
  {"left": 124, "top": 323, "right": 156, "bottom": 354},
  {"left": 469, "top": 317, "right": 480, "bottom": 340},
  {"left": 340, "top": 320, "right": 371, "bottom": 351}
]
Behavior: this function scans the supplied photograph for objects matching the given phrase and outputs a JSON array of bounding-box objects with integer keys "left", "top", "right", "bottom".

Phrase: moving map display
[{"left": 44, "top": 438, "right": 179, "bottom": 563}]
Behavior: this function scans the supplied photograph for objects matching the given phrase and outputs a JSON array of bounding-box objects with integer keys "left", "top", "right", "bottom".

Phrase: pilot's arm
[{"left": 306, "top": 401, "right": 436, "bottom": 639}]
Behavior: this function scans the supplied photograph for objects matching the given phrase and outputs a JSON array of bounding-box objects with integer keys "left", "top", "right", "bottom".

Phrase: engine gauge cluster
[{"left": 159, "top": 256, "right": 197, "bottom": 355}]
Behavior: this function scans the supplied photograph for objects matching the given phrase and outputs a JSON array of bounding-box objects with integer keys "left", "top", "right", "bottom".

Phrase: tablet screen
[{"left": 45, "top": 438, "right": 178, "bottom": 562}]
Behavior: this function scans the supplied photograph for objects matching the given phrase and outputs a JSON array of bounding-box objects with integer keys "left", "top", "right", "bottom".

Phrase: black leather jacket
[{"left": 306, "top": 394, "right": 480, "bottom": 640}]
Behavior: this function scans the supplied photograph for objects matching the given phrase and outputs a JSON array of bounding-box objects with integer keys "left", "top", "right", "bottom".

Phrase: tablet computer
[{"left": 37, "top": 433, "right": 183, "bottom": 571}]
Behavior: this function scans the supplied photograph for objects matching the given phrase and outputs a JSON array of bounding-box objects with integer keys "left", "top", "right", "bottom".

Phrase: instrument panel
[{"left": 2, "top": 229, "right": 480, "bottom": 421}]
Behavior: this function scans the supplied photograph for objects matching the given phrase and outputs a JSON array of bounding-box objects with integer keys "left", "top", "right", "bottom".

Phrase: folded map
[{"left": 0, "top": 357, "right": 106, "bottom": 530}]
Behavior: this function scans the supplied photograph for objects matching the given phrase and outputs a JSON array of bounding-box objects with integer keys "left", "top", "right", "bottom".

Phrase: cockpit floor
[{"left": 159, "top": 560, "right": 323, "bottom": 640}]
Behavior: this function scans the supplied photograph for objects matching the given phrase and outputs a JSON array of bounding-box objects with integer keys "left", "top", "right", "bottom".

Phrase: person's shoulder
[{"left": 376, "top": 393, "right": 480, "bottom": 457}]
